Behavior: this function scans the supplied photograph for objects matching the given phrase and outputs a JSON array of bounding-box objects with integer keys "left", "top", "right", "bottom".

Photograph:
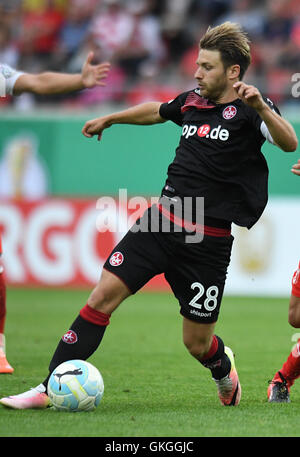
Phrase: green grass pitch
[{"left": 0, "top": 287, "right": 299, "bottom": 437}]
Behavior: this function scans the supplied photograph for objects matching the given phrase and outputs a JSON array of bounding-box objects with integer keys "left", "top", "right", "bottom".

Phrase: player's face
[{"left": 194, "top": 49, "right": 231, "bottom": 102}]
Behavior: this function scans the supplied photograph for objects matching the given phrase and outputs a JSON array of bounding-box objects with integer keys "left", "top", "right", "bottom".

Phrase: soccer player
[
  {"left": 0, "top": 54, "right": 110, "bottom": 374},
  {"left": 0, "top": 22, "right": 297, "bottom": 409},
  {"left": 267, "top": 159, "right": 300, "bottom": 403}
]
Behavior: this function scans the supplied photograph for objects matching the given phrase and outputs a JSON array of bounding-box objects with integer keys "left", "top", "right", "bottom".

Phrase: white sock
[{"left": 13, "top": 384, "right": 46, "bottom": 398}]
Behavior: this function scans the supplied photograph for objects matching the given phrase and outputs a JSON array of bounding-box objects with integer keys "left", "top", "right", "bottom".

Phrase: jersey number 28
[{"left": 189, "top": 282, "right": 219, "bottom": 311}]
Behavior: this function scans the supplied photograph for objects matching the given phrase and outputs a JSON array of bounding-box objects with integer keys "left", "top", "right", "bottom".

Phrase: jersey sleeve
[
  {"left": 159, "top": 91, "right": 190, "bottom": 126},
  {"left": 249, "top": 97, "right": 281, "bottom": 145},
  {"left": 0, "top": 63, "right": 24, "bottom": 95}
]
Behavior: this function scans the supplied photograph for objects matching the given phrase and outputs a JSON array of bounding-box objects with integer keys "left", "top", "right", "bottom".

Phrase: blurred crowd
[{"left": 0, "top": 0, "right": 299, "bottom": 109}]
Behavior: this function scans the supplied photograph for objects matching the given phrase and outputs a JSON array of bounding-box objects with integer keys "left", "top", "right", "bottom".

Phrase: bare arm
[
  {"left": 255, "top": 104, "right": 298, "bottom": 152},
  {"left": 82, "top": 102, "right": 166, "bottom": 141},
  {"left": 233, "top": 81, "right": 298, "bottom": 152},
  {"left": 14, "top": 72, "right": 86, "bottom": 95},
  {"left": 13, "top": 52, "right": 110, "bottom": 95}
]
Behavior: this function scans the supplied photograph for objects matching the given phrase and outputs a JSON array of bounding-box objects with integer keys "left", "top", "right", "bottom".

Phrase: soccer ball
[{"left": 47, "top": 359, "right": 104, "bottom": 412}]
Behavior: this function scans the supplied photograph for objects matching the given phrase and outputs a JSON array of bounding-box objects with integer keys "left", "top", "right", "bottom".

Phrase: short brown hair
[{"left": 199, "top": 22, "right": 251, "bottom": 80}]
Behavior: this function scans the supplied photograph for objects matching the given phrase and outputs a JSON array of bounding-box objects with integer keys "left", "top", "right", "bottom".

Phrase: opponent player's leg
[
  {"left": 268, "top": 298, "right": 300, "bottom": 403},
  {"left": 182, "top": 317, "right": 241, "bottom": 406},
  {"left": 0, "top": 244, "right": 14, "bottom": 373},
  {"left": 288, "top": 293, "right": 300, "bottom": 328},
  {"left": 268, "top": 263, "right": 300, "bottom": 403},
  {"left": 0, "top": 269, "right": 130, "bottom": 409}
]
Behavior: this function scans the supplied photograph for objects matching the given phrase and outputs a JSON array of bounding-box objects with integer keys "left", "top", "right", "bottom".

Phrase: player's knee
[
  {"left": 183, "top": 336, "right": 211, "bottom": 360},
  {"left": 87, "top": 287, "right": 113, "bottom": 311},
  {"left": 87, "top": 283, "right": 126, "bottom": 315},
  {"left": 288, "top": 296, "right": 300, "bottom": 328},
  {"left": 87, "top": 269, "right": 130, "bottom": 314},
  {"left": 288, "top": 309, "right": 300, "bottom": 328}
]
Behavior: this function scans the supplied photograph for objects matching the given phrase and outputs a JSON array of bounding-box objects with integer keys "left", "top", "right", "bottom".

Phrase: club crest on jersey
[
  {"left": 222, "top": 105, "right": 237, "bottom": 120},
  {"left": 109, "top": 251, "right": 124, "bottom": 266},
  {"left": 62, "top": 330, "right": 78, "bottom": 344}
]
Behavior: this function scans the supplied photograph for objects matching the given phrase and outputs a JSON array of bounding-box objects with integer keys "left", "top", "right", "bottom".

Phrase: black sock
[
  {"left": 43, "top": 310, "right": 109, "bottom": 391},
  {"left": 199, "top": 335, "right": 231, "bottom": 380}
]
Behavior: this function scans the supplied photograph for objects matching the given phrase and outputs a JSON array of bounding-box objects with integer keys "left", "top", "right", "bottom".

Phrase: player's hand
[
  {"left": 81, "top": 52, "right": 110, "bottom": 88},
  {"left": 233, "top": 81, "right": 265, "bottom": 111},
  {"left": 291, "top": 159, "right": 300, "bottom": 176},
  {"left": 82, "top": 117, "right": 112, "bottom": 141}
]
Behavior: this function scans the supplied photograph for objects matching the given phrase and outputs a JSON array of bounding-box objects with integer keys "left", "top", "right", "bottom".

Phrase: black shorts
[{"left": 104, "top": 205, "right": 233, "bottom": 323}]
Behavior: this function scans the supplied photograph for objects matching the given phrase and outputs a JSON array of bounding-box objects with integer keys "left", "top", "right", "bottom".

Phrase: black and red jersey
[{"left": 159, "top": 88, "right": 280, "bottom": 229}]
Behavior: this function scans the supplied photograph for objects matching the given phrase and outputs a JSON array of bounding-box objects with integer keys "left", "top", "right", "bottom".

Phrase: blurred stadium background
[{"left": 0, "top": 0, "right": 299, "bottom": 296}]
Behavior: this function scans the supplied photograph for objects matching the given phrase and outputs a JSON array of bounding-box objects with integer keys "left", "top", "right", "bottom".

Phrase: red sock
[
  {"left": 200, "top": 335, "right": 231, "bottom": 379},
  {"left": 279, "top": 338, "right": 300, "bottom": 387},
  {"left": 0, "top": 272, "right": 6, "bottom": 334},
  {"left": 201, "top": 335, "right": 219, "bottom": 362},
  {"left": 80, "top": 304, "right": 111, "bottom": 326}
]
